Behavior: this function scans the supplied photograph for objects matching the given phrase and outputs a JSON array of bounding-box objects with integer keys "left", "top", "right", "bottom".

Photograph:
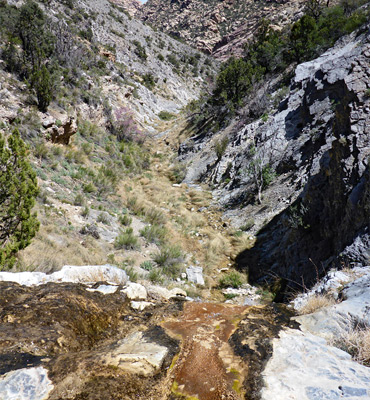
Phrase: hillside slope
[
  {"left": 178, "top": 24, "right": 370, "bottom": 295},
  {"left": 140, "top": 0, "right": 306, "bottom": 59}
]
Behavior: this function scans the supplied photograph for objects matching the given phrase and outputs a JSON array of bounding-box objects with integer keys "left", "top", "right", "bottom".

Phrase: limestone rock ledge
[{"left": 261, "top": 329, "right": 370, "bottom": 400}]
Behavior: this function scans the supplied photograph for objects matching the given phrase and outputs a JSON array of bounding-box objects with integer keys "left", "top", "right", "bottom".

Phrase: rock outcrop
[
  {"left": 180, "top": 26, "right": 370, "bottom": 294},
  {"left": 45, "top": 117, "right": 77, "bottom": 145},
  {"left": 109, "top": 0, "right": 142, "bottom": 17},
  {"left": 236, "top": 28, "right": 370, "bottom": 292},
  {"left": 140, "top": 0, "right": 306, "bottom": 59},
  {"left": 261, "top": 329, "right": 370, "bottom": 400},
  {"left": 0, "top": 266, "right": 295, "bottom": 400}
]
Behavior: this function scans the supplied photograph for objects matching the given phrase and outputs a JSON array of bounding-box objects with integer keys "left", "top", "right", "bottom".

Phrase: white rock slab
[
  {"left": 86, "top": 285, "right": 118, "bottom": 295},
  {"left": 51, "top": 265, "right": 128, "bottom": 285},
  {"left": 0, "top": 367, "right": 54, "bottom": 400},
  {"left": 146, "top": 285, "right": 187, "bottom": 301},
  {"left": 261, "top": 329, "right": 370, "bottom": 400},
  {"left": 131, "top": 301, "right": 154, "bottom": 311},
  {"left": 295, "top": 268, "right": 370, "bottom": 339},
  {"left": 186, "top": 266, "right": 204, "bottom": 285},
  {"left": 102, "top": 332, "right": 168, "bottom": 376},
  {"left": 293, "top": 266, "right": 370, "bottom": 311},
  {"left": 0, "top": 265, "right": 128, "bottom": 286},
  {"left": 121, "top": 282, "right": 147, "bottom": 300}
]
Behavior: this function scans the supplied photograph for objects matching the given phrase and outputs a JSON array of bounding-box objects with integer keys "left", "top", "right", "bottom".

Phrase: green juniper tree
[{"left": 0, "top": 129, "right": 39, "bottom": 269}]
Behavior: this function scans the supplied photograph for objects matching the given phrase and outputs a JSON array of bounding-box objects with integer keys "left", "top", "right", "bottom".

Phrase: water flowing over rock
[{"left": 0, "top": 271, "right": 297, "bottom": 399}]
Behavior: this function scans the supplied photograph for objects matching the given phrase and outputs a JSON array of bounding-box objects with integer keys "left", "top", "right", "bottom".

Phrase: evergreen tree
[
  {"left": 0, "top": 129, "right": 39, "bottom": 269},
  {"left": 212, "top": 57, "right": 261, "bottom": 107},
  {"left": 31, "top": 64, "right": 52, "bottom": 113},
  {"left": 289, "top": 15, "right": 318, "bottom": 63}
]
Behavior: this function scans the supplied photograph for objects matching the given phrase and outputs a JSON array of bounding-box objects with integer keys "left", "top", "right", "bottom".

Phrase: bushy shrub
[
  {"left": 97, "top": 213, "right": 109, "bottom": 225},
  {"left": 112, "top": 107, "right": 145, "bottom": 144},
  {"left": 123, "top": 266, "right": 138, "bottom": 282},
  {"left": 140, "top": 260, "right": 154, "bottom": 271},
  {"left": 74, "top": 193, "right": 85, "bottom": 206},
  {"left": 144, "top": 208, "right": 166, "bottom": 225},
  {"left": 215, "top": 137, "right": 228, "bottom": 160},
  {"left": 153, "top": 244, "right": 183, "bottom": 266},
  {"left": 209, "top": 5, "right": 367, "bottom": 113},
  {"left": 218, "top": 271, "right": 244, "bottom": 288},
  {"left": 212, "top": 57, "right": 260, "bottom": 107},
  {"left": 81, "top": 206, "right": 89, "bottom": 217},
  {"left": 148, "top": 268, "right": 164, "bottom": 283},
  {"left": 83, "top": 182, "right": 97, "bottom": 193},
  {"left": 114, "top": 227, "right": 140, "bottom": 250},
  {"left": 142, "top": 73, "right": 156, "bottom": 90},
  {"left": 133, "top": 40, "right": 147, "bottom": 61},
  {"left": 140, "top": 224, "right": 167, "bottom": 245},
  {"left": 158, "top": 111, "right": 175, "bottom": 121},
  {"left": 15, "top": 1, "right": 57, "bottom": 111},
  {"left": 119, "top": 214, "right": 132, "bottom": 226}
]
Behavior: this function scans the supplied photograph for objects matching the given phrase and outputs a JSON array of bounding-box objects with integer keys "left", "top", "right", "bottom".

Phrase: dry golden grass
[
  {"left": 342, "top": 327, "right": 370, "bottom": 365},
  {"left": 18, "top": 225, "right": 107, "bottom": 273},
  {"left": 228, "top": 231, "right": 255, "bottom": 254},
  {"left": 298, "top": 294, "right": 337, "bottom": 315},
  {"left": 332, "top": 318, "right": 370, "bottom": 366},
  {"left": 202, "top": 229, "right": 232, "bottom": 267},
  {"left": 19, "top": 115, "right": 250, "bottom": 295}
]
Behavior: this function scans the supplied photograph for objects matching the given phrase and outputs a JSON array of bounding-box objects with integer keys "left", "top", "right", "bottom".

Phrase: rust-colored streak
[{"left": 163, "top": 302, "right": 248, "bottom": 400}]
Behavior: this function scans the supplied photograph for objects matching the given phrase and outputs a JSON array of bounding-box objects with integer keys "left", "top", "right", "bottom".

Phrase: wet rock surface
[
  {"left": 0, "top": 275, "right": 296, "bottom": 400},
  {"left": 163, "top": 302, "right": 295, "bottom": 399}
]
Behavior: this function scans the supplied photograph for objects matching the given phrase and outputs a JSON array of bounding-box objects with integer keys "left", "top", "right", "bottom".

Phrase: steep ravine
[
  {"left": 179, "top": 26, "right": 370, "bottom": 296},
  {"left": 1, "top": 2, "right": 370, "bottom": 399}
]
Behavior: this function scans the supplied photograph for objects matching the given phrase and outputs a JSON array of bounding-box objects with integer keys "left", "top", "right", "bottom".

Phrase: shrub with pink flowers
[{"left": 112, "top": 107, "right": 145, "bottom": 144}]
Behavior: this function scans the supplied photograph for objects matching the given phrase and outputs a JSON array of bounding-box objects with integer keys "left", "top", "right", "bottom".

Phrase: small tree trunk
[{"left": 257, "top": 186, "right": 262, "bottom": 204}]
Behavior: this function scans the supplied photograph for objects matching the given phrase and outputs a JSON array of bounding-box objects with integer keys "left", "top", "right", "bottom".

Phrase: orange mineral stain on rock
[{"left": 163, "top": 302, "right": 249, "bottom": 400}]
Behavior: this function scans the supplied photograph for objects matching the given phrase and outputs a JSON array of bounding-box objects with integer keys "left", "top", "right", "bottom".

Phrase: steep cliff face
[
  {"left": 240, "top": 28, "right": 370, "bottom": 292},
  {"left": 179, "top": 26, "right": 370, "bottom": 294},
  {"left": 140, "top": 0, "right": 306, "bottom": 59}
]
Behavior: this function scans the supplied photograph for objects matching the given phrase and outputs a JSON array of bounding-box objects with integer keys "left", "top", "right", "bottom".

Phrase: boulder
[
  {"left": 122, "top": 282, "right": 147, "bottom": 300},
  {"left": 186, "top": 266, "right": 205, "bottom": 285},
  {"left": 295, "top": 267, "right": 370, "bottom": 339},
  {"left": 146, "top": 285, "right": 187, "bottom": 301},
  {"left": 101, "top": 331, "right": 168, "bottom": 376},
  {"left": 131, "top": 301, "right": 154, "bottom": 311},
  {"left": 86, "top": 284, "right": 119, "bottom": 295},
  {"left": 0, "top": 265, "right": 128, "bottom": 286},
  {"left": 0, "top": 367, "right": 54, "bottom": 400},
  {"left": 46, "top": 116, "right": 77, "bottom": 145}
]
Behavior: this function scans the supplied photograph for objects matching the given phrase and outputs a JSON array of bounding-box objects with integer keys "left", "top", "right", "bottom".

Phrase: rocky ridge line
[{"left": 140, "top": 0, "right": 306, "bottom": 59}]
